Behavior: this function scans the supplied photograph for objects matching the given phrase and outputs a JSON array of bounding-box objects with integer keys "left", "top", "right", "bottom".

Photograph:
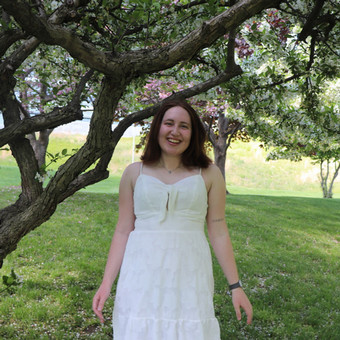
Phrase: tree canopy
[{"left": 0, "top": 0, "right": 339, "bottom": 266}]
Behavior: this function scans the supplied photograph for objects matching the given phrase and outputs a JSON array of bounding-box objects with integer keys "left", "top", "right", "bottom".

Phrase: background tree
[
  {"left": 0, "top": 0, "right": 338, "bottom": 267},
  {"left": 215, "top": 3, "right": 339, "bottom": 197},
  {"left": 265, "top": 78, "right": 340, "bottom": 198}
]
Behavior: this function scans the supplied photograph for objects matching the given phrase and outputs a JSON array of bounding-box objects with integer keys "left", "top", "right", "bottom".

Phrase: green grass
[
  {"left": 0, "top": 133, "right": 340, "bottom": 338},
  {"left": 0, "top": 190, "right": 339, "bottom": 339},
  {"left": 0, "top": 190, "right": 117, "bottom": 339},
  {"left": 0, "top": 166, "right": 20, "bottom": 188},
  {"left": 214, "top": 194, "right": 340, "bottom": 339}
]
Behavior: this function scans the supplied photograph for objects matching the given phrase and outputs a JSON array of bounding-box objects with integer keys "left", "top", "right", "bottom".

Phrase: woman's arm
[
  {"left": 92, "top": 163, "right": 138, "bottom": 323},
  {"left": 205, "top": 165, "right": 253, "bottom": 325}
]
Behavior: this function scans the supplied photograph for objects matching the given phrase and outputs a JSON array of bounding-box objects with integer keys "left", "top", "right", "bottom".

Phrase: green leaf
[
  {"left": 6, "top": 277, "right": 14, "bottom": 285},
  {"left": 10, "top": 269, "right": 17, "bottom": 280},
  {"left": 2, "top": 275, "right": 9, "bottom": 285}
]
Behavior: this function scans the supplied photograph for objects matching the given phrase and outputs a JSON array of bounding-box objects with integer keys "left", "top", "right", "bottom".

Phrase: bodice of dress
[{"left": 133, "top": 174, "right": 208, "bottom": 231}]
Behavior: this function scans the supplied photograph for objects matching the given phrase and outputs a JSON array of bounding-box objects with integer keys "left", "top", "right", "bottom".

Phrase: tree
[
  {"left": 0, "top": 0, "right": 338, "bottom": 266},
  {"left": 210, "top": 2, "right": 339, "bottom": 197},
  {"left": 197, "top": 88, "right": 250, "bottom": 191},
  {"left": 0, "top": 0, "right": 280, "bottom": 267},
  {"left": 265, "top": 78, "right": 340, "bottom": 198}
]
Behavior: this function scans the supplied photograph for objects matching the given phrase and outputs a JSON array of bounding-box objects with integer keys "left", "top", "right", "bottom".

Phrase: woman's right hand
[{"left": 92, "top": 284, "right": 111, "bottom": 323}]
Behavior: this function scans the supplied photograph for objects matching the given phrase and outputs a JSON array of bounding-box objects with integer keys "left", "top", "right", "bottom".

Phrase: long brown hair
[{"left": 141, "top": 100, "right": 211, "bottom": 168}]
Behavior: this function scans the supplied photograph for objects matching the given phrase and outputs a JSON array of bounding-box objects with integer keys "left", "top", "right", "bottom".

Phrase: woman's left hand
[{"left": 231, "top": 288, "right": 253, "bottom": 324}]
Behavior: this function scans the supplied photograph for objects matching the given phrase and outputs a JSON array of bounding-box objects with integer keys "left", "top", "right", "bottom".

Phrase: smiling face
[{"left": 157, "top": 106, "right": 192, "bottom": 157}]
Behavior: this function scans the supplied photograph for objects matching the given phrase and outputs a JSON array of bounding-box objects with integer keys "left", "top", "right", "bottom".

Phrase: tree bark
[
  {"left": 213, "top": 143, "right": 228, "bottom": 189},
  {"left": 27, "top": 130, "right": 53, "bottom": 169}
]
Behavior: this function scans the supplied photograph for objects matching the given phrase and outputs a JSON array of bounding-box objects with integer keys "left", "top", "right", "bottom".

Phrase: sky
[{"left": 0, "top": 115, "right": 141, "bottom": 137}]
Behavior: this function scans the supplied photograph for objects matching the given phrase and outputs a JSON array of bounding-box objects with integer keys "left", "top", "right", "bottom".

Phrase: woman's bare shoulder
[
  {"left": 121, "top": 162, "right": 142, "bottom": 187},
  {"left": 201, "top": 164, "right": 224, "bottom": 191},
  {"left": 202, "top": 163, "right": 223, "bottom": 179},
  {"left": 124, "top": 162, "right": 142, "bottom": 174}
]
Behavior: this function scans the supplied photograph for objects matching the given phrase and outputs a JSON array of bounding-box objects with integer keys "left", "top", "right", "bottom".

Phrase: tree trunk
[
  {"left": 213, "top": 140, "right": 229, "bottom": 194},
  {"left": 327, "top": 161, "right": 340, "bottom": 198},
  {"left": 214, "top": 146, "right": 227, "bottom": 180},
  {"left": 320, "top": 159, "right": 340, "bottom": 199},
  {"left": 204, "top": 114, "right": 241, "bottom": 195},
  {"left": 0, "top": 76, "right": 126, "bottom": 267},
  {"left": 27, "top": 129, "right": 53, "bottom": 169}
]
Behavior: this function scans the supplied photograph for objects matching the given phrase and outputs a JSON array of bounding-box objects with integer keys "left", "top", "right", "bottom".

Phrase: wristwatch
[{"left": 229, "top": 280, "right": 242, "bottom": 291}]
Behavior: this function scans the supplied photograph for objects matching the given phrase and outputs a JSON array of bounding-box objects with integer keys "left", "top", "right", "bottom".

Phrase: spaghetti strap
[
  {"left": 199, "top": 168, "right": 202, "bottom": 175},
  {"left": 140, "top": 162, "right": 143, "bottom": 175}
]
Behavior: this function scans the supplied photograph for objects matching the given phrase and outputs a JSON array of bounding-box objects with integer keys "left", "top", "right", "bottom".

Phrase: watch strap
[{"left": 229, "top": 280, "right": 242, "bottom": 290}]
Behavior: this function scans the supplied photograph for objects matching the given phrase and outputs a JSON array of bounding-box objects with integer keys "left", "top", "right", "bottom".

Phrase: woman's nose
[{"left": 171, "top": 125, "right": 180, "bottom": 135}]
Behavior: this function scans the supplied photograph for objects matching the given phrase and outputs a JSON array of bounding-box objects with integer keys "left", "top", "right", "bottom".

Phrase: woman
[{"left": 92, "top": 100, "right": 252, "bottom": 339}]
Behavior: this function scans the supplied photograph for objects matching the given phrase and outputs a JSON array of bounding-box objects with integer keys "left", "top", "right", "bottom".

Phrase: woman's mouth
[{"left": 167, "top": 138, "right": 180, "bottom": 144}]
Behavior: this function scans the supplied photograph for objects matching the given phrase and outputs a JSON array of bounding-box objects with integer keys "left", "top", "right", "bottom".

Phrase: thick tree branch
[
  {"left": 1, "top": 88, "right": 43, "bottom": 207},
  {"left": 111, "top": 64, "right": 243, "bottom": 144},
  {"left": 0, "top": 0, "right": 90, "bottom": 78},
  {"left": 255, "top": 73, "right": 305, "bottom": 90},
  {"left": 298, "top": 0, "right": 326, "bottom": 42},
  {"left": 0, "top": 0, "right": 281, "bottom": 77},
  {"left": 0, "top": 37, "right": 40, "bottom": 82},
  {"left": 33, "top": 76, "right": 126, "bottom": 210},
  {"left": 57, "top": 151, "right": 113, "bottom": 202},
  {"left": 0, "top": 29, "right": 26, "bottom": 58},
  {"left": 0, "top": 106, "right": 81, "bottom": 148},
  {"left": 226, "top": 28, "right": 237, "bottom": 69}
]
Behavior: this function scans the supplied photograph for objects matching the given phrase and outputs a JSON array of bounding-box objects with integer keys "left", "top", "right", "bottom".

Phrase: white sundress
[{"left": 113, "top": 166, "right": 221, "bottom": 340}]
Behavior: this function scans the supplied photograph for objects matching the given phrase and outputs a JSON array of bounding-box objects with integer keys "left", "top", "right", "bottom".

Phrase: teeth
[{"left": 168, "top": 138, "right": 180, "bottom": 144}]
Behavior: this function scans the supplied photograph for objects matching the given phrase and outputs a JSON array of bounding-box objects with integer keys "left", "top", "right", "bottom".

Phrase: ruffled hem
[{"left": 113, "top": 314, "right": 220, "bottom": 340}]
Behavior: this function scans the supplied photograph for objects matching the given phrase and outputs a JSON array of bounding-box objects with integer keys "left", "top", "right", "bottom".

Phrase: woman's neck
[{"left": 159, "top": 156, "right": 182, "bottom": 174}]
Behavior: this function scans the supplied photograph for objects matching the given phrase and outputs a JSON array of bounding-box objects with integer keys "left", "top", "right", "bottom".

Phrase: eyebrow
[{"left": 164, "top": 118, "right": 190, "bottom": 125}]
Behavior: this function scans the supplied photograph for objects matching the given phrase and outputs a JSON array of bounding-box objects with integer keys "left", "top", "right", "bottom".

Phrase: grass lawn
[
  {"left": 0, "top": 134, "right": 339, "bottom": 339},
  {"left": 0, "top": 189, "right": 339, "bottom": 339}
]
